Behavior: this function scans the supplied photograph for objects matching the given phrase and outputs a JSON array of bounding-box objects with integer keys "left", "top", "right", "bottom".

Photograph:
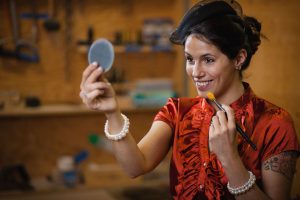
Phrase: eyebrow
[
  {"left": 184, "top": 52, "right": 213, "bottom": 58},
  {"left": 184, "top": 52, "right": 192, "bottom": 57}
]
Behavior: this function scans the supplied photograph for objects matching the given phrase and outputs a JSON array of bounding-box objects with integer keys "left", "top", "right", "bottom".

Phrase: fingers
[
  {"left": 80, "top": 89, "right": 103, "bottom": 107},
  {"left": 211, "top": 115, "right": 219, "bottom": 130},
  {"left": 85, "top": 90, "right": 104, "bottom": 101},
  {"left": 81, "top": 62, "right": 105, "bottom": 90},
  {"left": 221, "top": 105, "right": 235, "bottom": 122},
  {"left": 216, "top": 110, "right": 227, "bottom": 127},
  {"left": 81, "top": 62, "right": 98, "bottom": 88},
  {"left": 210, "top": 111, "right": 226, "bottom": 133},
  {"left": 79, "top": 82, "right": 111, "bottom": 102},
  {"left": 80, "top": 62, "right": 110, "bottom": 95},
  {"left": 80, "top": 62, "right": 112, "bottom": 104},
  {"left": 86, "top": 66, "right": 104, "bottom": 84},
  {"left": 209, "top": 105, "right": 237, "bottom": 155},
  {"left": 85, "top": 82, "right": 111, "bottom": 93},
  {"left": 211, "top": 105, "right": 236, "bottom": 133}
]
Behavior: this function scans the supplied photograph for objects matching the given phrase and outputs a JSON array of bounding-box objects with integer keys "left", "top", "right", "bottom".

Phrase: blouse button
[
  {"left": 199, "top": 184, "right": 204, "bottom": 190},
  {"left": 203, "top": 162, "right": 207, "bottom": 167}
]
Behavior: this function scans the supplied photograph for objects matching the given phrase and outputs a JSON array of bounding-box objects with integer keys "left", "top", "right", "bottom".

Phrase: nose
[{"left": 192, "top": 63, "right": 205, "bottom": 78}]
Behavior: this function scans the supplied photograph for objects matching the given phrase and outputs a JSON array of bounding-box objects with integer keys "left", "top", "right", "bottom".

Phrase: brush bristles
[{"left": 207, "top": 92, "right": 215, "bottom": 101}]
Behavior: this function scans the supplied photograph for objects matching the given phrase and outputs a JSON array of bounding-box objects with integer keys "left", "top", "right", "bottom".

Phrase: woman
[{"left": 80, "top": 0, "right": 299, "bottom": 199}]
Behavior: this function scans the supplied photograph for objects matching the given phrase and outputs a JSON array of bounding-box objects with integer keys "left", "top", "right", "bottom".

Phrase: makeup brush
[{"left": 207, "top": 92, "right": 257, "bottom": 151}]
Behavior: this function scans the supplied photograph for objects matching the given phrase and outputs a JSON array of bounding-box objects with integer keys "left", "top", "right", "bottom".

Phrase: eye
[
  {"left": 203, "top": 56, "right": 215, "bottom": 64},
  {"left": 185, "top": 55, "right": 195, "bottom": 65}
]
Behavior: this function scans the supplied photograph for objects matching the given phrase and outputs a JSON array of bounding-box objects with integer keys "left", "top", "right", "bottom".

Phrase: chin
[{"left": 196, "top": 90, "right": 207, "bottom": 98}]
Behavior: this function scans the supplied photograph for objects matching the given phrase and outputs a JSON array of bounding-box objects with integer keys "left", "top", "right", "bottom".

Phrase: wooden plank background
[
  {"left": 0, "top": 0, "right": 183, "bottom": 104},
  {"left": 0, "top": 0, "right": 300, "bottom": 196}
]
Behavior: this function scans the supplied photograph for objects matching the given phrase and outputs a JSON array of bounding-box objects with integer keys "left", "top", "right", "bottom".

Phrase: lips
[{"left": 195, "top": 80, "right": 213, "bottom": 90}]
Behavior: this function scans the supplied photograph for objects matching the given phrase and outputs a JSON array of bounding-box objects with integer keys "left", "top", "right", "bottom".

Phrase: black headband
[{"left": 170, "top": 1, "right": 241, "bottom": 45}]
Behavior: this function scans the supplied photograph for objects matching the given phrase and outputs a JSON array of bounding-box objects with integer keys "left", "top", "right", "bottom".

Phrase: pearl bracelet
[
  {"left": 104, "top": 114, "right": 130, "bottom": 141},
  {"left": 227, "top": 171, "right": 256, "bottom": 195}
]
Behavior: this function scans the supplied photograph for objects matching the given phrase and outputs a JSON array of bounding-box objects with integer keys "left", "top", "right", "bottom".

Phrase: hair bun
[{"left": 244, "top": 16, "right": 261, "bottom": 55}]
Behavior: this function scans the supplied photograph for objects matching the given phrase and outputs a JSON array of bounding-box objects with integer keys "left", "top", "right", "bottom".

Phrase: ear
[{"left": 234, "top": 49, "right": 247, "bottom": 70}]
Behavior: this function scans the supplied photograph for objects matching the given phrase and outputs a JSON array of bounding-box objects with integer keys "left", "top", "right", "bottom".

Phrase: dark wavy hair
[{"left": 183, "top": 14, "right": 262, "bottom": 72}]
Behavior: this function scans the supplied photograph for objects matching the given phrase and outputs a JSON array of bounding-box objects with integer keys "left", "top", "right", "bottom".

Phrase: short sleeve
[
  {"left": 154, "top": 98, "right": 178, "bottom": 131},
  {"left": 260, "top": 109, "right": 300, "bottom": 161}
]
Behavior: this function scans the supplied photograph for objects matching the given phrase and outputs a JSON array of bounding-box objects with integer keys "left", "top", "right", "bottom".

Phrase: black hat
[{"left": 170, "top": 0, "right": 243, "bottom": 45}]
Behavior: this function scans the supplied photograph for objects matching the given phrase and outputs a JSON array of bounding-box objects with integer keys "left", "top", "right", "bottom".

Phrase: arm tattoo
[{"left": 263, "top": 151, "right": 298, "bottom": 180}]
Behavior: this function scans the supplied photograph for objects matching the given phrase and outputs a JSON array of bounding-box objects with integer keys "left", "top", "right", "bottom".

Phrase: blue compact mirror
[{"left": 88, "top": 39, "right": 114, "bottom": 72}]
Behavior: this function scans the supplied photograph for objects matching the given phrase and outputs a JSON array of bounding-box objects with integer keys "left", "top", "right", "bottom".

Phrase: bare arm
[
  {"left": 261, "top": 151, "right": 298, "bottom": 199},
  {"left": 210, "top": 105, "right": 298, "bottom": 200},
  {"left": 219, "top": 151, "right": 298, "bottom": 200},
  {"left": 107, "top": 112, "right": 172, "bottom": 178},
  {"left": 80, "top": 63, "right": 173, "bottom": 178}
]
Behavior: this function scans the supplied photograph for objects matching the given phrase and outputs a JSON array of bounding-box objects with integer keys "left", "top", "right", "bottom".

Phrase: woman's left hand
[{"left": 209, "top": 105, "right": 239, "bottom": 163}]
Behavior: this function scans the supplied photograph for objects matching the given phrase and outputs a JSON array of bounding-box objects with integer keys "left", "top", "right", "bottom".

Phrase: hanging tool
[
  {"left": 43, "top": 0, "right": 60, "bottom": 31},
  {"left": 77, "top": 26, "right": 94, "bottom": 47},
  {"left": 9, "top": 0, "right": 40, "bottom": 62},
  {"left": 20, "top": 0, "right": 40, "bottom": 43}
]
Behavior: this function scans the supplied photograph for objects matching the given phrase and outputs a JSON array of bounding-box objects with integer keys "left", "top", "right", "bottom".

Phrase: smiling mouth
[{"left": 195, "top": 80, "right": 213, "bottom": 87}]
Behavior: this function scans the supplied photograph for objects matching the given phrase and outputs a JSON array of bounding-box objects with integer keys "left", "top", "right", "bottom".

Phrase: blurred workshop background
[{"left": 0, "top": 0, "right": 299, "bottom": 199}]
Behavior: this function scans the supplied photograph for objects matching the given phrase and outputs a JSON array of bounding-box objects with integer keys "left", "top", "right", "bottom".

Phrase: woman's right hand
[{"left": 80, "top": 62, "right": 118, "bottom": 114}]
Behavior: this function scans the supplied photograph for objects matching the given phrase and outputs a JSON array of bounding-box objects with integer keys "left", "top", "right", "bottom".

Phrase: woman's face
[{"left": 185, "top": 34, "right": 242, "bottom": 102}]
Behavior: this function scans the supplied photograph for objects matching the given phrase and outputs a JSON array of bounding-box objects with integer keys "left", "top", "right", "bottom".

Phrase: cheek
[
  {"left": 210, "top": 70, "right": 221, "bottom": 79},
  {"left": 209, "top": 64, "right": 230, "bottom": 79}
]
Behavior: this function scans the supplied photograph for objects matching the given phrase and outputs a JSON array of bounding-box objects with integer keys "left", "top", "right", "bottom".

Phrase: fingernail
[{"left": 92, "top": 62, "right": 98, "bottom": 66}]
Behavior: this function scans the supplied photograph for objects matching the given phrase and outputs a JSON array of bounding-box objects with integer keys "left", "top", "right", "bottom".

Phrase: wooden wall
[
  {"left": 0, "top": 0, "right": 184, "bottom": 191},
  {"left": 0, "top": 0, "right": 184, "bottom": 104},
  {"left": 0, "top": 110, "right": 157, "bottom": 187},
  {"left": 1, "top": 0, "right": 300, "bottom": 196}
]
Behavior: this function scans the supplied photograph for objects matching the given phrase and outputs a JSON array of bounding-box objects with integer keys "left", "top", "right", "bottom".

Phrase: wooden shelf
[
  {"left": 77, "top": 44, "right": 175, "bottom": 54},
  {"left": 0, "top": 96, "right": 160, "bottom": 118}
]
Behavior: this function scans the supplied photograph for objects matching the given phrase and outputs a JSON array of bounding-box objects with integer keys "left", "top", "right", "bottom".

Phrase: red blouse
[{"left": 154, "top": 83, "right": 300, "bottom": 200}]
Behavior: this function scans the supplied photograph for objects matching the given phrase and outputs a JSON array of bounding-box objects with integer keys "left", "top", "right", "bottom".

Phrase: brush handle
[
  {"left": 212, "top": 100, "right": 257, "bottom": 151},
  {"left": 213, "top": 100, "right": 225, "bottom": 112},
  {"left": 236, "top": 124, "right": 257, "bottom": 151}
]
